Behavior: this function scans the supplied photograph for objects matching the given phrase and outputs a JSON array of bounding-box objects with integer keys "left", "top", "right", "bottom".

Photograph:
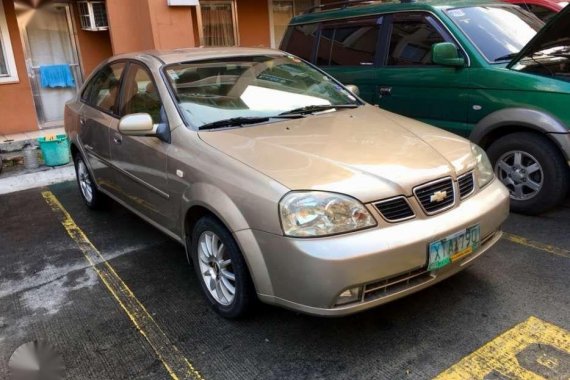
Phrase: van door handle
[
  {"left": 79, "top": 117, "right": 86, "bottom": 126},
  {"left": 379, "top": 86, "right": 392, "bottom": 97},
  {"left": 113, "top": 134, "right": 122, "bottom": 145}
]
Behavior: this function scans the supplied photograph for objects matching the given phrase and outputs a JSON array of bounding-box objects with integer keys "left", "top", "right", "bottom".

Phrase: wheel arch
[
  {"left": 470, "top": 108, "right": 569, "bottom": 158},
  {"left": 181, "top": 183, "right": 274, "bottom": 296}
]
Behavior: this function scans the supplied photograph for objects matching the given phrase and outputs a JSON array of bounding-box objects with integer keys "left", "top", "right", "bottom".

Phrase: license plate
[{"left": 428, "top": 225, "right": 480, "bottom": 271}]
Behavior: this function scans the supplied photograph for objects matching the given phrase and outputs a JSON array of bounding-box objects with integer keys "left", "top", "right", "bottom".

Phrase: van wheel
[
  {"left": 74, "top": 154, "right": 104, "bottom": 209},
  {"left": 487, "top": 132, "right": 569, "bottom": 215},
  {"left": 190, "top": 216, "right": 256, "bottom": 318}
]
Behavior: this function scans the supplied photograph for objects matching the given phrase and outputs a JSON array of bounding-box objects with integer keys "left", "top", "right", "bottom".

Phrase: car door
[
  {"left": 109, "top": 61, "right": 174, "bottom": 229},
  {"left": 314, "top": 16, "right": 387, "bottom": 102},
  {"left": 79, "top": 62, "right": 126, "bottom": 191},
  {"left": 373, "top": 12, "right": 472, "bottom": 137}
]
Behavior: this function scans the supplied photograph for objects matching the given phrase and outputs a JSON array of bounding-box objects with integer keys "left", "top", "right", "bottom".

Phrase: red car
[{"left": 503, "top": 0, "right": 567, "bottom": 20}]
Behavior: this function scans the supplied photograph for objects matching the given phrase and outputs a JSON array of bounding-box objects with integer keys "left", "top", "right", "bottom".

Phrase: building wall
[
  {"left": 237, "top": 0, "right": 271, "bottom": 47},
  {"left": 106, "top": 0, "right": 197, "bottom": 54},
  {"left": 105, "top": 0, "right": 155, "bottom": 54},
  {"left": 147, "top": 0, "right": 197, "bottom": 50},
  {"left": 0, "top": 0, "right": 37, "bottom": 134},
  {"left": 72, "top": 3, "right": 113, "bottom": 77}
]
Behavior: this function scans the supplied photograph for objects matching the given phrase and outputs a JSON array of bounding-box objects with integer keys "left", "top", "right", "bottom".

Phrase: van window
[
  {"left": 387, "top": 13, "right": 446, "bottom": 66},
  {"left": 281, "top": 24, "right": 319, "bottom": 62},
  {"left": 316, "top": 18, "right": 380, "bottom": 66}
]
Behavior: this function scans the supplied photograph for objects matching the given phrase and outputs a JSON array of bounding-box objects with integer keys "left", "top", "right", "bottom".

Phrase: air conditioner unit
[{"left": 77, "top": 1, "right": 109, "bottom": 31}]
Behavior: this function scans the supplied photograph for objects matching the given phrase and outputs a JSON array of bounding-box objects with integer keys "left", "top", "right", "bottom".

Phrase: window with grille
[{"left": 77, "top": 1, "right": 109, "bottom": 31}]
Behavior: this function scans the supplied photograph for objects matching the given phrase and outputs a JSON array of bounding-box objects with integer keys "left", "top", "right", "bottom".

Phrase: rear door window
[
  {"left": 387, "top": 13, "right": 448, "bottom": 66},
  {"left": 82, "top": 62, "right": 126, "bottom": 114},
  {"left": 317, "top": 18, "right": 381, "bottom": 66}
]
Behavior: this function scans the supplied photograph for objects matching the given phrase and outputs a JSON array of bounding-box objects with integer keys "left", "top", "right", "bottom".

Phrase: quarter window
[
  {"left": 387, "top": 13, "right": 447, "bottom": 66},
  {"left": 121, "top": 64, "right": 162, "bottom": 124},
  {"left": 82, "top": 62, "right": 125, "bottom": 114}
]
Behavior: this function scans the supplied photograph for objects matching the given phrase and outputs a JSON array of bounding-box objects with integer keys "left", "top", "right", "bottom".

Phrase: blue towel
[{"left": 39, "top": 64, "right": 75, "bottom": 88}]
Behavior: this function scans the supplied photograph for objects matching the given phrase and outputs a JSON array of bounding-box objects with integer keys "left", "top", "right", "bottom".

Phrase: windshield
[
  {"left": 164, "top": 55, "right": 359, "bottom": 128},
  {"left": 446, "top": 6, "right": 544, "bottom": 62}
]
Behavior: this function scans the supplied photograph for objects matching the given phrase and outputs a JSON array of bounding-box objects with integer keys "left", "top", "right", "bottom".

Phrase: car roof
[
  {"left": 289, "top": 0, "right": 509, "bottom": 25},
  {"left": 108, "top": 47, "right": 286, "bottom": 66}
]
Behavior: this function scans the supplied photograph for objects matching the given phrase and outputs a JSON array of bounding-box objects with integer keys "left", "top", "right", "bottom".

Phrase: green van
[{"left": 281, "top": 0, "right": 570, "bottom": 214}]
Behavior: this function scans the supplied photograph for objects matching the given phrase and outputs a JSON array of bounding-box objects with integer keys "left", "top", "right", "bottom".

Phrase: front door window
[{"left": 121, "top": 64, "right": 163, "bottom": 124}]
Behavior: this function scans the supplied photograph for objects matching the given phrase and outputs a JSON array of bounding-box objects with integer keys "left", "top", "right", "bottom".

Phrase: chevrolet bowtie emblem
[{"left": 430, "top": 190, "right": 448, "bottom": 203}]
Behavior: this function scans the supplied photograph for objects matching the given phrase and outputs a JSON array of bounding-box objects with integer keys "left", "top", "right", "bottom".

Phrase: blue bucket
[{"left": 38, "top": 134, "right": 70, "bottom": 166}]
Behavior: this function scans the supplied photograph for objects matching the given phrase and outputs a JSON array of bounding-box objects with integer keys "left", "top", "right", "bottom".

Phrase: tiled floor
[{"left": 0, "top": 127, "right": 66, "bottom": 143}]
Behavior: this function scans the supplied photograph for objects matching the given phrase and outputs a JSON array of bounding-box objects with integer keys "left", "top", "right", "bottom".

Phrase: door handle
[
  {"left": 113, "top": 134, "right": 122, "bottom": 145},
  {"left": 379, "top": 86, "right": 392, "bottom": 97},
  {"left": 79, "top": 117, "right": 86, "bottom": 126}
]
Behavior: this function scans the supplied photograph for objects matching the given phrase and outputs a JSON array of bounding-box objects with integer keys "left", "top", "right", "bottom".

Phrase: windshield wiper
[
  {"left": 494, "top": 52, "right": 520, "bottom": 62},
  {"left": 199, "top": 115, "right": 305, "bottom": 130},
  {"left": 279, "top": 104, "right": 359, "bottom": 116},
  {"left": 200, "top": 117, "right": 270, "bottom": 130}
]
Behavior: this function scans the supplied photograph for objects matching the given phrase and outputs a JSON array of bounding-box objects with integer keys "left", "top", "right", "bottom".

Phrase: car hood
[
  {"left": 508, "top": 4, "right": 570, "bottom": 68},
  {"left": 198, "top": 106, "right": 475, "bottom": 202}
]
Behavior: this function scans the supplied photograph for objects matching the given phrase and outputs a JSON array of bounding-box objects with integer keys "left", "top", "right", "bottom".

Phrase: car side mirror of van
[
  {"left": 432, "top": 42, "right": 465, "bottom": 67},
  {"left": 119, "top": 113, "right": 157, "bottom": 137},
  {"left": 345, "top": 84, "right": 360, "bottom": 97}
]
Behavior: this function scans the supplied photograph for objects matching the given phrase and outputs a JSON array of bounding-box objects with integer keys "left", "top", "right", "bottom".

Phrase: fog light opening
[{"left": 334, "top": 286, "right": 362, "bottom": 306}]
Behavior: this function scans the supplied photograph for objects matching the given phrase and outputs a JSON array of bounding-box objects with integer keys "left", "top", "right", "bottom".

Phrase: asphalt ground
[{"left": 1, "top": 181, "right": 569, "bottom": 379}]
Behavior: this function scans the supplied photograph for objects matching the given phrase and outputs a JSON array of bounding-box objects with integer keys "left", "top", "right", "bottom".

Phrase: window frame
[
  {"left": 80, "top": 60, "right": 128, "bottom": 118},
  {"left": 0, "top": 0, "right": 19, "bottom": 84}
]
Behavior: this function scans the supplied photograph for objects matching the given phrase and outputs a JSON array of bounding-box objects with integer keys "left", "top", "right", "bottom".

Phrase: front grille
[
  {"left": 414, "top": 177, "right": 455, "bottom": 215},
  {"left": 363, "top": 268, "right": 433, "bottom": 302},
  {"left": 374, "top": 196, "right": 415, "bottom": 222},
  {"left": 458, "top": 172, "right": 475, "bottom": 199}
]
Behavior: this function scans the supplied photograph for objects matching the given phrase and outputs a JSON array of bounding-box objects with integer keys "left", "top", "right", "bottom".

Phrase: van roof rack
[{"left": 305, "top": 0, "right": 380, "bottom": 14}]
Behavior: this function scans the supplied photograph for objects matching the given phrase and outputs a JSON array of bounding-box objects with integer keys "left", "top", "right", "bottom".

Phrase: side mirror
[
  {"left": 432, "top": 42, "right": 465, "bottom": 67},
  {"left": 345, "top": 84, "right": 360, "bottom": 97},
  {"left": 118, "top": 113, "right": 156, "bottom": 136}
]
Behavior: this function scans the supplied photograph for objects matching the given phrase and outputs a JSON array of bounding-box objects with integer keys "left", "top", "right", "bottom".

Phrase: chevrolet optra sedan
[{"left": 65, "top": 48, "right": 509, "bottom": 318}]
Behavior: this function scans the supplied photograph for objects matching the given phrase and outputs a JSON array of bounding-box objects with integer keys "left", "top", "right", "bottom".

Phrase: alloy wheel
[
  {"left": 77, "top": 159, "right": 93, "bottom": 203},
  {"left": 495, "top": 150, "right": 543, "bottom": 201},
  {"left": 198, "top": 231, "right": 236, "bottom": 306}
]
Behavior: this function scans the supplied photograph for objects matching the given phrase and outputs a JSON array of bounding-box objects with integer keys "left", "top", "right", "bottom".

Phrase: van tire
[{"left": 487, "top": 132, "right": 569, "bottom": 215}]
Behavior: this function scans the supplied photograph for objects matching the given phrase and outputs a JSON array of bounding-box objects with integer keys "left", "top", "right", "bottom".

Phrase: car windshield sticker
[{"left": 448, "top": 9, "right": 466, "bottom": 18}]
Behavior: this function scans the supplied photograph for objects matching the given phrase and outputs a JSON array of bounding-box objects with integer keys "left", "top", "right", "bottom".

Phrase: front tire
[
  {"left": 190, "top": 216, "right": 256, "bottom": 318},
  {"left": 74, "top": 154, "right": 104, "bottom": 209},
  {"left": 487, "top": 132, "right": 569, "bottom": 215}
]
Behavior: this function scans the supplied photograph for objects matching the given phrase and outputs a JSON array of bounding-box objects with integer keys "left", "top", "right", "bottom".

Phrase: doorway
[{"left": 15, "top": 1, "right": 83, "bottom": 128}]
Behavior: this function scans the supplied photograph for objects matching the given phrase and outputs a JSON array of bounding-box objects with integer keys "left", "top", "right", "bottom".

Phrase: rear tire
[
  {"left": 487, "top": 132, "right": 569, "bottom": 215},
  {"left": 74, "top": 154, "right": 104, "bottom": 209},
  {"left": 189, "top": 215, "right": 257, "bottom": 319}
]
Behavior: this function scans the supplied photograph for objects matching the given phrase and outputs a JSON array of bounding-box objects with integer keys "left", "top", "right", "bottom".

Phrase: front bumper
[{"left": 238, "top": 179, "right": 510, "bottom": 316}]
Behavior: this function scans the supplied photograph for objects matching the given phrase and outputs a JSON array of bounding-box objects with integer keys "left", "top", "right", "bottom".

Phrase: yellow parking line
[
  {"left": 42, "top": 191, "right": 203, "bottom": 380},
  {"left": 503, "top": 232, "right": 570, "bottom": 259},
  {"left": 435, "top": 316, "right": 570, "bottom": 379}
]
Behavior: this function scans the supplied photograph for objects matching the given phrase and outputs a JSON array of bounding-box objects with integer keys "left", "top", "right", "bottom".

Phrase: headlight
[
  {"left": 279, "top": 191, "right": 376, "bottom": 237},
  {"left": 471, "top": 143, "right": 494, "bottom": 188}
]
